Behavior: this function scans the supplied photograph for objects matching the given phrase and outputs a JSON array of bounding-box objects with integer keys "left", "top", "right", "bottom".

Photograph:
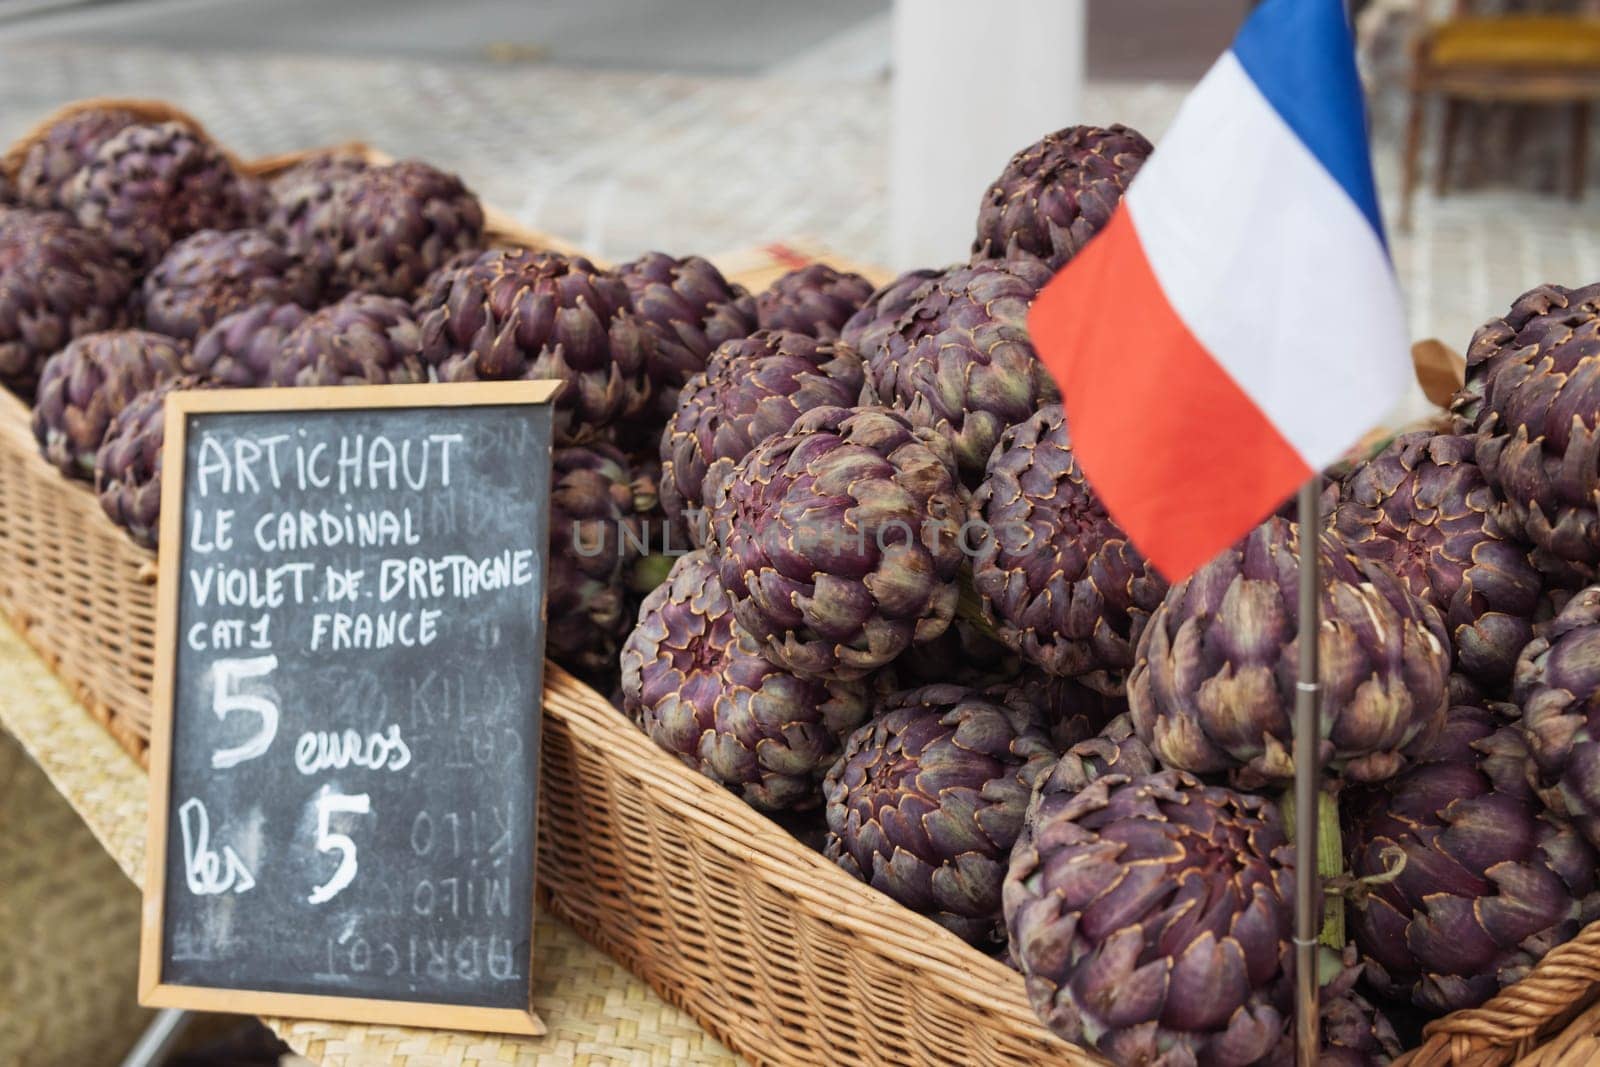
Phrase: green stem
[
  {"left": 629, "top": 552, "right": 676, "bottom": 595},
  {"left": 1280, "top": 787, "right": 1346, "bottom": 953},
  {"left": 953, "top": 566, "right": 1001, "bottom": 640}
]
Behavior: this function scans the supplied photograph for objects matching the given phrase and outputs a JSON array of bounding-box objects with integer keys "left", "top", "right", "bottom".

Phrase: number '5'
[
  {"left": 210, "top": 656, "right": 280, "bottom": 769},
  {"left": 310, "top": 787, "right": 371, "bottom": 905}
]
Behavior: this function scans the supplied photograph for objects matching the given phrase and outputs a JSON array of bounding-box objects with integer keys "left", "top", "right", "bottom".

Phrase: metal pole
[
  {"left": 1293, "top": 479, "right": 1322, "bottom": 1063},
  {"left": 119, "top": 1008, "right": 192, "bottom": 1067}
]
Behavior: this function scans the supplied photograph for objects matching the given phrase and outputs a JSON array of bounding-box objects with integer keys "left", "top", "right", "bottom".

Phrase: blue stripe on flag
[{"left": 1230, "top": 0, "right": 1386, "bottom": 246}]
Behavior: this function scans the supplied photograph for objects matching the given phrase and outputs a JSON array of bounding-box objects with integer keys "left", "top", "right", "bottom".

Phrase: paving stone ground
[{"left": 3, "top": 42, "right": 1597, "bottom": 399}]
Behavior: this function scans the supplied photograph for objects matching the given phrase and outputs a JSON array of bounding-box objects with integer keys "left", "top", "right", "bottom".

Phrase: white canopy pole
[{"left": 888, "top": 0, "right": 1087, "bottom": 270}]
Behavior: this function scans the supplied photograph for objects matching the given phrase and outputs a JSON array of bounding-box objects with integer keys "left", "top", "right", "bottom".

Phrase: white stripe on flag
[{"left": 1124, "top": 52, "right": 1409, "bottom": 472}]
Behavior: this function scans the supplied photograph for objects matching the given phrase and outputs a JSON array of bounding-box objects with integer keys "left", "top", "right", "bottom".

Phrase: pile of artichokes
[
  {"left": 615, "top": 125, "right": 1600, "bottom": 1066},
  {"left": 15, "top": 106, "right": 1600, "bottom": 1065}
]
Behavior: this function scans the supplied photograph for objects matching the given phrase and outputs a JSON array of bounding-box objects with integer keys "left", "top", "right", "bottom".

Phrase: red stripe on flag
[{"left": 1028, "top": 208, "right": 1313, "bottom": 580}]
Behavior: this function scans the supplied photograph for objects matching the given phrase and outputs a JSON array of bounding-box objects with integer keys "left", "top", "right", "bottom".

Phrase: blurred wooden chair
[{"left": 1401, "top": 0, "right": 1600, "bottom": 228}]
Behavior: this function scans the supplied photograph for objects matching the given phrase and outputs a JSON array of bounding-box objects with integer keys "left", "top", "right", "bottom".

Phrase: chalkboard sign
[{"left": 139, "top": 381, "right": 558, "bottom": 1035}]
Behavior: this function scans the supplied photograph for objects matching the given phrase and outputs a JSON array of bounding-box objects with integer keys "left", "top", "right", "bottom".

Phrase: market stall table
[{"left": 0, "top": 615, "right": 740, "bottom": 1067}]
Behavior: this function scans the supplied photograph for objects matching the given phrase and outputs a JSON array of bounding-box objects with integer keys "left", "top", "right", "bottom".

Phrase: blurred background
[{"left": 4, "top": 0, "right": 1597, "bottom": 353}]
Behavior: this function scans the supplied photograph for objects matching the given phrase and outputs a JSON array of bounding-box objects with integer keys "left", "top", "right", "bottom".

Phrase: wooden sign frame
[{"left": 140, "top": 380, "right": 560, "bottom": 1036}]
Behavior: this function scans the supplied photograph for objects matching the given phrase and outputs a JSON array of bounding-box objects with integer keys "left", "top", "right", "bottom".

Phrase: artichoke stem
[
  {"left": 1280, "top": 787, "right": 1346, "bottom": 952},
  {"left": 629, "top": 553, "right": 676, "bottom": 596},
  {"left": 954, "top": 566, "right": 1001, "bottom": 640}
]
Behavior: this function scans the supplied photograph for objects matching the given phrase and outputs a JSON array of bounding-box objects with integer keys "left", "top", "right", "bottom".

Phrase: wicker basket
[{"left": 3, "top": 98, "right": 1597, "bottom": 1066}]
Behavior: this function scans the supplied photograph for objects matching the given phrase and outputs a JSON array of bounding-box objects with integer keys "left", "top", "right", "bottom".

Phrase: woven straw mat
[{"left": 0, "top": 615, "right": 739, "bottom": 1066}]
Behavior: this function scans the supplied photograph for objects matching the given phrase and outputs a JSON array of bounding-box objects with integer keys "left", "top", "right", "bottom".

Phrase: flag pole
[{"left": 1293, "top": 477, "right": 1322, "bottom": 1063}]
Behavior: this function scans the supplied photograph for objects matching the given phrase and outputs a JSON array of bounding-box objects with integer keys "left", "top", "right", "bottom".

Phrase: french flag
[{"left": 1028, "top": 0, "right": 1409, "bottom": 581}]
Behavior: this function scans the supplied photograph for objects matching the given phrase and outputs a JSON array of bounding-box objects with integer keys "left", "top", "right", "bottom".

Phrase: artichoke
[
  {"left": 265, "top": 147, "right": 371, "bottom": 199},
  {"left": 862, "top": 257, "right": 1060, "bottom": 481},
  {"left": 1004, "top": 770, "right": 1295, "bottom": 1065},
  {"left": 823, "top": 683, "right": 1056, "bottom": 945},
  {"left": 289, "top": 160, "right": 484, "bottom": 298},
  {"left": 754, "top": 263, "right": 874, "bottom": 340},
  {"left": 1344, "top": 704, "right": 1600, "bottom": 1012},
  {"left": 707, "top": 405, "right": 967, "bottom": 682},
  {"left": 417, "top": 249, "right": 648, "bottom": 444},
  {"left": 889, "top": 618, "right": 1021, "bottom": 690},
  {"left": 622, "top": 550, "right": 873, "bottom": 810},
  {"left": 141, "top": 228, "right": 320, "bottom": 342},
  {"left": 186, "top": 302, "right": 309, "bottom": 387},
  {"left": 95, "top": 374, "right": 209, "bottom": 549},
  {"left": 1454, "top": 282, "right": 1600, "bottom": 586},
  {"left": 263, "top": 150, "right": 370, "bottom": 262},
  {"left": 838, "top": 267, "right": 943, "bottom": 361},
  {"left": 1044, "top": 712, "right": 1159, "bottom": 792},
  {"left": 271, "top": 293, "right": 426, "bottom": 387},
  {"left": 1129, "top": 517, "right": 1451, "bottom": 787},
  {"left": 990, "top": 670, "right": 1127, "bottom": 753},
  {"left": 659, "top": 330, "right": 864, "bottom": 541},
  {"left": 613, "top": 251, "right": 757, "bottom": 418},
  {"left": 973, "top": 125, "right": 1153, "bottom": 270},
  {"left": 1515, "top": 585, "right": 1600, "bottom": 849},
  {"left": 1319, "top": 947, "right": 1402, "bottom": 1067},
  {"left": 970, "top": 404, "right": 1167, "bottom": 693},
  {"left": 65, "top": 121, "right": 249, "bottom": 267},
  {"left": 547, "top": 443, "right": 647, "bottom": 679},
  {"left": 1335, "top": 431, "right": 1542, "bottom": 693},
  {"left": 13, "top": 105, "right": 141, "bottom": 211},
  {"left": 33, "top": 330, "right": 185, "bottom": 478},
  {"left": 0, "top": 209, "right": 135, "bottom": 393}
]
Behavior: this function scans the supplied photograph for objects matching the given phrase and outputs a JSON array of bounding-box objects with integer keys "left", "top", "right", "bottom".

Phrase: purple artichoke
[
  {"left": 547, "top": 443, "right": 647, "bottom": 678},
  {"left": 1319, "top": 947, "right": 1402, "bottom": 1067},
  {"left": 988, "top": 669, "right": 1128, "bottom": 753},
  {"left": 1345, "top": 704, "right": 1600, "bottom": 1012},
  {"left": 186, "top": 302, "right": 310, "bottom": 387},
  {"left": 754, "top": 263, "right": 875, "bottom": 340},
  {"left": 838, "top": 267, "right": 944, "bottom": 361},
  {"left": 973, "top": 125, "right": 1153, "bottom": 270},
  {"left": 1336, "top": 431, "right": 1541, "bottom": 693},
  {"left": 823, "top": 683, "right": 1056, "bottom": 945},
  {"left": 889, "top": 618, "right": 1022, "bottom": 690},
  {"left": 613, "top": 251, "right": 757, "bottom": 417},
  {"left": 862, "top": 257, "right": 1060, "bottom": 480},
  {"left": 1516, "top": 585, "right": 1600, "bottom": 850},
  {"left": 1004, "top": 770, "right": 1295, "bottom": 1064},
  {"left": 65, "top": 121, "right": 249, "bottom": 267},
  {"left": 707, "top": 405, "right": 967, "bottom": 682},
  {"left": 622, "top": 550, "right": 873, "bottom": 810},
  {"left": 1129, "top": 517, "right": 1451, "bottom": 787},
  {"left": 1454, "top": 283, "right": 1600, "bottom": 586},
  {"left": 270, "top": 293, "right": 425, "bottom": 387},
  {"left": 417, "top": 249, "right": 648, "bottom": 444},
  {"left": 265, "top": 148, "right": 371, "bottom": 200},
  {"left": 33, "top": 330, "right": 185, "bottom": 478},
  {"left": 970, "top": 404, "right": 1167, "bottom": 693},
  {"left": 141, "top": 228, "right": 320, "bottom": 342},
  {"left": 14, "top": 106, "right": 142, "bottom": 211},
  {"left": 287, "top": 160, "right": 484, "bottom": 299},
  {"left": 1044, "top": 711, "right": 1159, "bottom": 793},
  {"left": 262, "top": 150, "right": 370, "bottom": 260},
  {"left": 0, "top": 209, "right": 135, "bottom": 393},
  {"left": 95, "top": 374, "right": 210, "bottom": 549},
  {"left": 659, "top": 330, "right": 864, "bottom": 542}
]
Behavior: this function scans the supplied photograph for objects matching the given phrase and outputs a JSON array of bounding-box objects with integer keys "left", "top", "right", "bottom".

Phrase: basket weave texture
[
  {"left": 0, "top": 731, "right": 151, "bottom": 1066},
  {"left": 3, "top": 97, "right": 1596, "bottom": 1066}
]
